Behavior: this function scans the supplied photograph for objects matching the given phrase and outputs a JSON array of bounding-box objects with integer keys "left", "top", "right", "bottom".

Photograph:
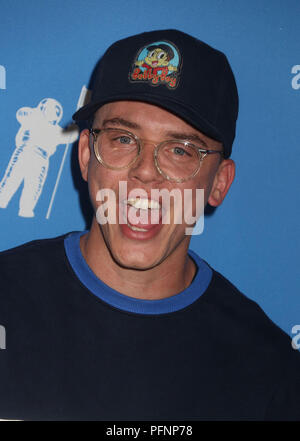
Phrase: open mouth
[
  {"left": 126, "top": 198, "right": 161, "bottom": 229},
  {"left": 152, "top": 61, "right": 158, "bottom": 66},
  {"left": 120, "top": 197, "right": 163, "bottom": 236}
]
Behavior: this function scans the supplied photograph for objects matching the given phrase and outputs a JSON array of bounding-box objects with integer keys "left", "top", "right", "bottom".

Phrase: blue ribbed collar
[{"left": 64, "top": 231, "right": 212, "bottom": 315}]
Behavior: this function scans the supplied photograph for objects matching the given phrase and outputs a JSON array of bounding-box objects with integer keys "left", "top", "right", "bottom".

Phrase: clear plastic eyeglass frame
[{"left": 89, "top": 127, "right": 223, "bottom": 183}]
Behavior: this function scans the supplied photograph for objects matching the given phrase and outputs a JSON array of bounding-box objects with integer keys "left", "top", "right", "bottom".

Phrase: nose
[{"left": 128, "top": 140, "right": 164, "bottom": 184}]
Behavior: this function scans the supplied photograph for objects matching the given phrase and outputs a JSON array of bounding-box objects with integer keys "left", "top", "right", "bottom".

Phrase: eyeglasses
[{"left": 89, "top": 128, "right": 223, "bottom": 183}]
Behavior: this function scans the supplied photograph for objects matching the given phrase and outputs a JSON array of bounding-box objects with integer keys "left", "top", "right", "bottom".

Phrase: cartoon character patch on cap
[{"left": 129, "top": 41, "right": 181, "bottom": 89}]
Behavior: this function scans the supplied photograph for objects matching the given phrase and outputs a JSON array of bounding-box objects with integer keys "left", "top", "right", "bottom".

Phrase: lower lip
[
  {"left": 120, "top": 221, "right": 163, "bottom": 240},
  {"left": 119, "top": 205, "right": 163, "bottom": 241}
]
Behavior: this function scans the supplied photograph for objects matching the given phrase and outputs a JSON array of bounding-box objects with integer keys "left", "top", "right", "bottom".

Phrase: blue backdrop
[{"left": 0, "top": 0, "right": 299, "bottom": 342}]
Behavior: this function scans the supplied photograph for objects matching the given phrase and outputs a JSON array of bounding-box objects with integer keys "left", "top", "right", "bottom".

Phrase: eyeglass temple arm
[
  {"left": 89, "top": 128, "right": 100, "bottom": 135},
  {"left": 198, "top": 148, "right": 224, "bottom": 157}
]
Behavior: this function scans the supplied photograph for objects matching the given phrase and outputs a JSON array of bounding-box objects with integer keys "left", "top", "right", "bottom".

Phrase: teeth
[
  {"left": 127, "top": 222, "right": 148, "bottom": 232},
  {"left": 126, "top": 198, "right": 160, "bottom": 210}
]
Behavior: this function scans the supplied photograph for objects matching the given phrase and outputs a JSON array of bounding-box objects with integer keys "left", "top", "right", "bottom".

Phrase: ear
[
  {"left": 208, "top": 159, "right": 235, "bottom": 207},
  {"left": 78, "top": 129, "right": 91, "bottom": 182}
]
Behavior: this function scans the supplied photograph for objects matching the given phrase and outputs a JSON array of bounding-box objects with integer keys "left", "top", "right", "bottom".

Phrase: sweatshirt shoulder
[
  {"left": 0, "top": 234, "right": 67, "bottom": 259},
  {"left": 0, "top": 233, "right": 70, "bottom": 279},
  {"left": 206, "top": 269, "right": 296, "bottom": 352}
]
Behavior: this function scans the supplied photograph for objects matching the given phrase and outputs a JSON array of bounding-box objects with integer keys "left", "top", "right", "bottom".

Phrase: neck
[{"left": 79, "top": 219, "right": 196, "bottom": 300}]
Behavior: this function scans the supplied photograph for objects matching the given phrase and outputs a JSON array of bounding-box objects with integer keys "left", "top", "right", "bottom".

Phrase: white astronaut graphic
[{"left": 0, "top": 98, "right": 79, "bottom": 217}]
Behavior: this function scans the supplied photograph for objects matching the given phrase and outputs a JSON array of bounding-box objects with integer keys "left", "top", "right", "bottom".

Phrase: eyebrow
[
  {"left": 101, "top": 117, "right": 209, "bottom": 147},
  {"left": 165, "top": 131, "right": 208, "bottom": 148},
  {"left": 102, "top": 117, "right": 140, "bottom": 130}
]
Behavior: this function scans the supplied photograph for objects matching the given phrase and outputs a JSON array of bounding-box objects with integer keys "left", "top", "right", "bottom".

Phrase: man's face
[{"left": 79, "top": 101, "right": 233, "bottom": 270}]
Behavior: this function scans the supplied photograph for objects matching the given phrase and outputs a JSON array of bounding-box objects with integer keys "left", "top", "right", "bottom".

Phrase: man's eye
[
  {"left": 116, "top": 136, "right": 132, "bottom": 144},
  {"left": 172, "top": 146, "right": 191, "bottom": 157},
  {"left": 149, "top": 51, "right": 155, "bottom": 58},
  {"left": 158, "top": 52, "right": 165, "bottom": 60}
]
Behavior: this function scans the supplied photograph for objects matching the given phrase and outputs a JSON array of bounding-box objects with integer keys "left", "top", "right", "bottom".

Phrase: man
[{"left": 0, "top": 29, "right": 300, "bottom": 421}]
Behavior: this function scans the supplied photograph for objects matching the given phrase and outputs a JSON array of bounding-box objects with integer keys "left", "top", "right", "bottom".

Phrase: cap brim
[{"left": 73, "top": 92, "right": 224, "bottom": 151}]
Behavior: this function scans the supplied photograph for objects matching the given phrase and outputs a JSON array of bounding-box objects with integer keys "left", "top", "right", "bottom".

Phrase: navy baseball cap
[{"left": 73, "top": 29, "right": 239, "bottom": 158}]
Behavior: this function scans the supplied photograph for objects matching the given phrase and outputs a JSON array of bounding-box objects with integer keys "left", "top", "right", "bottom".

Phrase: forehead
[{"left": 93, "top": 101, "right": 222, "bottom": 148}]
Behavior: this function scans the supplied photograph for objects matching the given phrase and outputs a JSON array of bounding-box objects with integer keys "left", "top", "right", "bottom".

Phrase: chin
[{"left": 109, "top": 246, "right": 163, "bottom": 271}]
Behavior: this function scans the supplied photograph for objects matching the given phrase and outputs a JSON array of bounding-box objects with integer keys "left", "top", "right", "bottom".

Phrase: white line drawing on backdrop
[
  {"left": 0, "top": 65, "right": 5, "bottom": 89},
  {"left": 291, "top": 325, "right": 300, "bottom": 350},
  {"left": 291, "top": 65, "right": 300, "bottom": 90},
  {"left": 46, "top": 86, "right": 91, "bottom": 219},
  {"left": 0, "top": 325, "right": 6, "bottom": 350},
  {"left": 0, "top": 98, "right": 78, "bottom": 217}
]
